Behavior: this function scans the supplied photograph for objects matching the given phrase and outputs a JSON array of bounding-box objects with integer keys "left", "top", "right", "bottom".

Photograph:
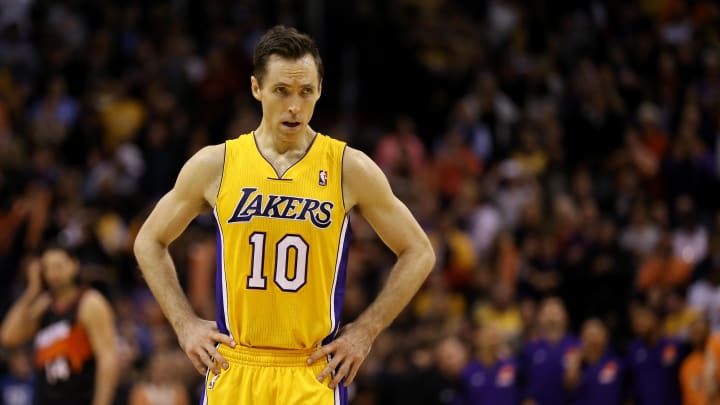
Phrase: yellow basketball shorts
[{"left": 200, "top": 345, "right": 348, "bottom": 405}]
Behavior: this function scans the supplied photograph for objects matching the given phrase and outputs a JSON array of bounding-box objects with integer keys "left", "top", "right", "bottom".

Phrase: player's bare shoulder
[
  {"left": 342, "top": 146, "right": 392, "bottom": 211},
  {"left": 77, "top": 289, "right": 113, "bottom": 324},
  {"left": 176, "top": 144, "right": 226, "bottom": 208}
]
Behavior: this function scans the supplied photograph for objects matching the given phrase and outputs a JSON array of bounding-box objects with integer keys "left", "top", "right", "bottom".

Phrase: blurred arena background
[{"left": 1, "top": 0, "right": 720, "bottom": 404}]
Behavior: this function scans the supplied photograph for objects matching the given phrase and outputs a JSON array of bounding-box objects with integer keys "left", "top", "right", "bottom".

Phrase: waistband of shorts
[{"left": 218, "top": 345, "right": 324, "bottom": 367}]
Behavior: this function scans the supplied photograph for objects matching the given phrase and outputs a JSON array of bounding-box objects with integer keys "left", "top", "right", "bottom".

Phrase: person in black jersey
[{"left": 0, "top": 246, "right": 118, "bottom": 405}]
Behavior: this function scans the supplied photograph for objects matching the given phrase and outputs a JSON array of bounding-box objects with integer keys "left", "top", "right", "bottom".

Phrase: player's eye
[
  {"left": 301, "top": 88, "right": 313, "bottom": 95},
  {"left": 275, "top": 87, "right": 288, "bottom": 95}
]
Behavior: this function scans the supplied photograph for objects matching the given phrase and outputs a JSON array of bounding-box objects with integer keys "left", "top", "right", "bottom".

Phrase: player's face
[
  {"left": 41, "top": 249, "right": 78, "bottom": 292},
  {"left": 581, "top": 320, "right": 607, "bottom": 353},
  {"left": 251, "top": 54, "right": 321, "bottom": 138},
  {"left": 476, "top": 325, "right": 500, "bottom": 352},
  {"left": 631, "top": 307, "right": 657, "bottom": 337},
  {"left": 435, "top": 337, "right": 468, "bottom": 377},
  {"left": 538, "top": 299, "right": 567, "bottom": 333}
]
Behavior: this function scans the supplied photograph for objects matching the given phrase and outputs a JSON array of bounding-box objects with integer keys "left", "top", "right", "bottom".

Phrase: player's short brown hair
[{"left": 253, "top": 25, "right": 323, "bottom": 86}]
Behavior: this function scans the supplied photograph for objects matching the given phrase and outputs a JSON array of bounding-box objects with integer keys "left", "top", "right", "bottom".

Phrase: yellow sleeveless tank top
[{"left": 213, "top": 132, "right": 350, "bottom": 349}]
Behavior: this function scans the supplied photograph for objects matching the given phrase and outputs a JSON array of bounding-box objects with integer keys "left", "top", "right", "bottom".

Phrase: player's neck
[
  {"left": 478, "top": 348, "right": 497, "bottom": 366},
  {"left": 584, "top": 348, "right": 603, "bottom": 364},
  {"left": 51, "top": 284, "right": 79, "bottom": 306},
  {"left": 543, "top": 329, "right": 565, "bottom": 345},
  {"left": 254, "top": 123, "right": 315, "bottom": 155}
]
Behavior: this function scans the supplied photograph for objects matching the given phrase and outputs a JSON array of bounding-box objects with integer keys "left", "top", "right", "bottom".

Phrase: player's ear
[
  {"left": 317, "top": 80, "right": 322, "bottom": 98},
  {"left": 251, "top": 76, "right": 262, "bottom": 101}
]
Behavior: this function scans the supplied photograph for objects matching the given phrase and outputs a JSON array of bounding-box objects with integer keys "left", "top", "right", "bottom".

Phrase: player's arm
[
  {"left": 78, "top": 290, "right": 119, "bottom": 405},
  {"left": 133, "top": 145, "right": 234, "bottom": 375},
  {"left": 0, "top": 259, "right": 52, "bottom": 348},
  {"left": 563, "top": 350, "right": 582, "bottom": 391},
  {"left": 310, "top": 147, "right": 435, "bottom": 388}
]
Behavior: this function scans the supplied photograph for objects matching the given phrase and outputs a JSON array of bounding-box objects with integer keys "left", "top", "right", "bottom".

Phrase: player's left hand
[{"left": 307, "top": 322, "right": 374, "bottom": 389}]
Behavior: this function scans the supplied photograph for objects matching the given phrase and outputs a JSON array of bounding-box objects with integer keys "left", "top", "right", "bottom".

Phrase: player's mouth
[{"left": 282, "top": 121, "right": 301, "bottom": 130}]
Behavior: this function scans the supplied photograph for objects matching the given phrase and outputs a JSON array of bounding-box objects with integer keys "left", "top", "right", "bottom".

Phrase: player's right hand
[
  {"left": 25, "top": 258, "right": 44, "bottom": 295},
  {"left": 177, "top": 318, "right": 236, "bottom": 375}
]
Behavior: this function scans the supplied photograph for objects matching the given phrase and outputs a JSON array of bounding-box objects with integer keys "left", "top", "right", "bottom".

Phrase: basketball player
[
  {"left": 0, "top": 247, "right": 119, "bottom": 405},
  {"left": 519, "top": 297, "right": 579, "bottom": 405},
  {"left": 564, "top": 319, "right": 624, "bottom": 405},
  {"left": 133, "top": 26, "right": 435, "bottom": 404}
]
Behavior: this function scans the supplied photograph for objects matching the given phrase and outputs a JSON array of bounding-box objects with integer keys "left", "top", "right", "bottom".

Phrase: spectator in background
[
  {"left": 429, "top": 213, "right": 478, "bottom": 291},
  {"left": 565, "top": 319, "right": 624, "bottom": 405},
  {"left": 637, "top": 230, "right": 692, "bottom": 294},
  {"left": 374, "top": 115, "right": 427, "bottom": 179},
  {"left": 620, "top": 201, "right": 661, "bottom": 258},
  {"left": 672, "top": 195, "right": 708, "bottom": 266},
  {"left": 625, "top": 301, "right": 684, "bottom": 405},
  {"left": 129, "top": 350, "right": 190, "bottom": 405},
  {"left": 462, "top": 324, "right": 518, "bottom": 405},
  {"left": 578, "top": 218, "right": 634, "bottom": 330},
  {"left": 0, "top": 348, "right": 34, "bottom": 405},
  {"left": 431, "top": 128, "right": 482, "bottom": 203},
  {"left": 468, "top": 188, "right": 502, "bottom": 258},
  {"left": 679, "top": 316, "right": 710, "bottom": 405},
  {"left": 689, "top": 239, "right": 720, "bottom": 332},
  {"left": 663, "top": 287, "right": 699, "bottom": 340},
  {"left": 473, "top": 283, "right": 523, "bottom": 351},
  {"left": 520, "top": 297, "right": 579, "bottom": 405}
]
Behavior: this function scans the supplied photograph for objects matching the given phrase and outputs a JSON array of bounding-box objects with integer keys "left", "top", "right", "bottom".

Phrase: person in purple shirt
[
  {"left": 625, "top": 301, "right": 684, "bottom": 405},
  {"left": 520, "top": 297, "right": 580, "bottom": 405},
  {"left": 462, "top": 323, "right": 519, "bottom": 405},
  {"left": 565, "top": 319, "right": 624, "bottom": 405}
]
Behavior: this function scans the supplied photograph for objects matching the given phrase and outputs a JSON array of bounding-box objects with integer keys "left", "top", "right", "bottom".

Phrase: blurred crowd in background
[{"left": 2, "top": 0, "right": 720, "bottom": 404}]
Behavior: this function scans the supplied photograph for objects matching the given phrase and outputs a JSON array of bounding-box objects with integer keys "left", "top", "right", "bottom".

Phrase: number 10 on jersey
[{"left": 246, "top": 232, "right": 309, "bottom": 292}]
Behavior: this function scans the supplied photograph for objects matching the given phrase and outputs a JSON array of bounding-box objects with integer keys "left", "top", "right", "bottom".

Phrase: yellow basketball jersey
[{"left": 213, "top": 132, "right": 349, "bottom": 349}]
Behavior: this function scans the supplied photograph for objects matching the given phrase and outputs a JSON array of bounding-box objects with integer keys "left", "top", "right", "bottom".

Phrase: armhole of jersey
[
  {"left": 340, "top": 143, "right": 347, "bottom": 214},
  {"left": 213, "top": 141, "right": 228, "bottom": 208}
]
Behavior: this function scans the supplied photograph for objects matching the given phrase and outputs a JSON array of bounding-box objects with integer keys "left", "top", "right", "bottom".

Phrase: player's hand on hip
[
  {"left": 177, "top": 318, "right": 236, "bottom": 375},
  {"left": 307, "top": 322, "right": 373, "bottom": 389}
]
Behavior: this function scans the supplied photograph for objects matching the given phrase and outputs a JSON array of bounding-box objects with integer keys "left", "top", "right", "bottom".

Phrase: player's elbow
[
  {"left": 415, "top": 237, "right": 436, "bottom": 276},
  {"left": 133, "top": 228, "right": 160, "bottom": 263}
]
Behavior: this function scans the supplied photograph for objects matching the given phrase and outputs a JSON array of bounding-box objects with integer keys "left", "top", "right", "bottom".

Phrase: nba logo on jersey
[{"left": 319, "top": 170, "right": 328, "bottom": 186}]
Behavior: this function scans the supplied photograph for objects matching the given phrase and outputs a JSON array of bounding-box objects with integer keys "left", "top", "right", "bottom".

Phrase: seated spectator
[
  {"left": 663, "top": 287, "right": 699, "bottom": 340},
  {"left": 511, "top": 125, "right": 548, "bottom": 177},
  {"left": 430, "top": 128, "right": 482, "bottom": 202},
  {"left": 413, "top": 272, "right": 467, "bottom": 324},
  {"left": 428, "top": 213, "right": 478, "bottom": 290},
  {"left": 672, "top": 195, "right": 708, "bottom": 266},
  {"left": 688, "top": 261, "right": 720, "bottom": 332},
  {"left": 373, "top": 115, "right": 426, "bottom": 179},
  {"left": 472, "top": 283, "right": 523, "bottom": 351},
  {"left": 637, "top": 230, "right": 692, "bottom": 293},
  {"left": 128, "top": 351, "right": 189, "bottom": 405},
  {"left": 679, "top": 317, "right": 710, "bottom": 405},
  {"left": 626, "top": 301, "right": 684, "bottom": 405},
  {"left": 620, "top": 201, "right": 661, "bottom": 258},
  {"left": 0, "top": 348, "right": 34, "bottom": 405}
]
